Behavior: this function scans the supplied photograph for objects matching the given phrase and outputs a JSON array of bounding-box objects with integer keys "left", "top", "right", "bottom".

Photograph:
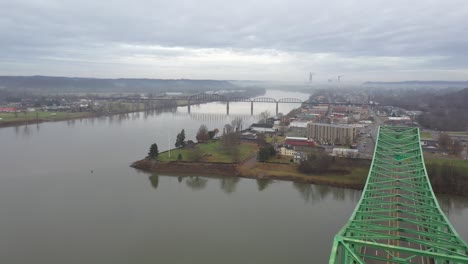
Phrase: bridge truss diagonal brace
[{"left": 329, "top": 125, "right": 468, "bottom": 263}]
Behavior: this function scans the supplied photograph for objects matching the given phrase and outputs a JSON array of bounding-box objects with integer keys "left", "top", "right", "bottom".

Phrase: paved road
[
  {"left": 359, "top": 143, "right": 434, "bottom": 264},
  {"left": 362, "top": 170, "right": 432, "bottom": 263}
]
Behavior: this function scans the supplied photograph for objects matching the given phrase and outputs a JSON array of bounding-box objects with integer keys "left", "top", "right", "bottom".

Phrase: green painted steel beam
[{"left": 329, "top": 126, "right": 468, "bottom": 263}]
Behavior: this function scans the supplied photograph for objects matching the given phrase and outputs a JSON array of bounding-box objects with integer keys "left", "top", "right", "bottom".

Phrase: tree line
[{"left": 437, "top": 133, "right": 464, "bottom": 156}]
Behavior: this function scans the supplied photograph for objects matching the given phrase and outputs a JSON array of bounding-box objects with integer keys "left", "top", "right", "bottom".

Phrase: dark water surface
[{"left": 1, "top": 90, "right": 467, "bottom": 264}]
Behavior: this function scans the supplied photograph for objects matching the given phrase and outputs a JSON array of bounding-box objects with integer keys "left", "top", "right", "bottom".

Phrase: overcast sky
[{"left": 1, "top": 0, "right": 467, "bottom": 82}]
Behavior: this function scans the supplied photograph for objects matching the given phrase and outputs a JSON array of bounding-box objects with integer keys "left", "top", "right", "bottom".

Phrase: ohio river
[{"left": 0, "top": 90, "right": 467, "bottom": 264}]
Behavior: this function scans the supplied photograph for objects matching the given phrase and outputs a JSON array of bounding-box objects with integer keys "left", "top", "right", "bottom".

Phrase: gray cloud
[{"left": 1, "top": 0, "right": 467, "bottom": 81}]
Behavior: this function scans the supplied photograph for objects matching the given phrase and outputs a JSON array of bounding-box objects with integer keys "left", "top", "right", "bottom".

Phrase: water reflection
[
  {"left": 13, "top": 124, "right": 34, "bottom": 138},
  {"left": 293, "top": 182, "right": 315, "bottom": 202},
  {"left": 149, "top": 175, "right": 159, "bottom": 190},
  {"left": 62, "top": 107, "right": 179, "bottom": 128},
  {"left": 293, "top": 182, "right": 362, "bottom": 204},
  {"left": 438, "top": 194, "right": 468, "bottom": 217},
  {"left": 67, "top": 119, "right": 76, "bottom": 127},
  {"left": 146, "top": 174, "right": 363, "bottom": 205},
  {"left": 185, "top": 176, "right": 208, "bottom": 191},
  {"left": 220, "top": 177, "right": 240, "bottom": 194},
  {"left": 256, "top": 179, "right": 273, "bottom": 191},
  {"left": 23, "top": 124, "right": 31, "bottom": 137}
]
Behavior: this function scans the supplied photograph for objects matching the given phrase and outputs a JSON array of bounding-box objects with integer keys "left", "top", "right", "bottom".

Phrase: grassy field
[
  {"left": 158, "top": 140, "right": 259, "bottom": 163},
  {"left": 0, "top": 111, "right": 92, "bottom": 123},
  {"left": 420, "top": 131, "right": 432, "bottom": 139}
]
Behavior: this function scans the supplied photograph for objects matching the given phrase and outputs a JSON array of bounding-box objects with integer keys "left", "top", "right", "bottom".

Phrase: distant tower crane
[{"left": 337, "top": 75, "right": 344, "bottom": 82}]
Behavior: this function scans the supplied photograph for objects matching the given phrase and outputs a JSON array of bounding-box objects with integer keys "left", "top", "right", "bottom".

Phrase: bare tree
[
  {"left": 451, "top": 139, "right": 463, "bottom": 156},
  {"left": 231, "top": 117, "right": 244, "bottom": 132},
  {"left": 438, "top": 133, "right": 451, "bottom": 150},
  {"left": 278, "top": 125, "right": 287, "bottom": 136},
  {"left": 231, "top": 146, "right": 241, "bottom": 163},
  {"left": 256, "top": 133, "right": 266, "bottom": 146},
  {"left": 259, "top": 111, "right": 271, "bottom": 124},
  {"left": 224, "top": 124, "right": 234, "bottom": 134},
  {"left": 222, "top": 132, "right": 239, "bottom": 148}
]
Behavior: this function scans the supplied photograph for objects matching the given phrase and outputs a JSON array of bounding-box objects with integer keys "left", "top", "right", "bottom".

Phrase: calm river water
[{"left": 1, "top": 90, "right": 467, "bottom": 264}]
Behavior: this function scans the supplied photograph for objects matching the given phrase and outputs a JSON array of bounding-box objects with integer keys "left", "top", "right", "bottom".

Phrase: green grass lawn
[
  {"left": 0, "top": 111, "right": 91, "bottom": 122},
  {"left": 158, "top": 140, "right": 259, "bottom": 163},
  {"left": 420, "top": 131, "right": 432, "bottom": 139}
]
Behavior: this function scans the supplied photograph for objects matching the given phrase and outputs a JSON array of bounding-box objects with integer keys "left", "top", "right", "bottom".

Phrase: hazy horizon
[
  {"left": 1, "top": 0, "right": 468, "bottom": 82},
  {"left": 1, "top": 75, "right": 468, "bottom": 85}
]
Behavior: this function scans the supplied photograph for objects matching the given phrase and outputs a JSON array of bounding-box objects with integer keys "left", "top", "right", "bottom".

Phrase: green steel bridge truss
[{"left": 329, "top": 126, "right": 468, "bottom": 264}]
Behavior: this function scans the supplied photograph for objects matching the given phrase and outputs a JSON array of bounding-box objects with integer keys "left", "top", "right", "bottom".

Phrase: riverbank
[
  {"left": 0, "top": 100, "right": 187, "bottom": 128},
  {"left": 131, "top": 154, "right": 468, "bottom": 196},
  {"left": 0, "top": 111, "right": 94, "bottom": 128},
  {"left": 131, "top": 158, "right": 368, "bottom": 190}
]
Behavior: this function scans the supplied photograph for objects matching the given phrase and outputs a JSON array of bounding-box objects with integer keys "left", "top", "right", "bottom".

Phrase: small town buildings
[
  {"left": 0, "top": 107, "right": 17, "bottom": 112},
  {"left": 279, "top": 146, "right": 296, "bottom": 156},
  {"left": 289, "top": 121, "right": 309, "bottom": 128},
  {"left": 284, "top": 136, "right": 315, "bottom": 147},
  {"left": 386, "top": 116, "right": 412, "bottom": 125},
  {"left": 293, "top": 151, "right": 308, "bottom": 163},
  {"left": 277, "top": 145, "right": 308, "bottom": 163},
  {"left": 332, "top": 148, "right": 359, "bottom": 158},
  {"left": 239, "top": 132, "right": 257, "bottom": 141},
  {"left": 250, "top": 123, "right": 277, "bottom": 133}
]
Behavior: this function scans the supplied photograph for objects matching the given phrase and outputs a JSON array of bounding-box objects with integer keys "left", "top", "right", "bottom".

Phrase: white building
[
  {"left": 289, "top": 121, "right": 309, "bottom": 128},
  {"left": 250, "top": 124, "right": 277, "bottom": 133},
  {"left": 332, "top": 148, "right": 359, "bottom": 158}
]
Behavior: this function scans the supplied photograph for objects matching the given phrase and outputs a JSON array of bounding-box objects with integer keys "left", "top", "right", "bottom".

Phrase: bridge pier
[
  {"left": 187, "top": 104, "right": 191, "bottom": 113},
  {"left": 250, "top": 101, "right": 254, "bottom": 115},
  {"left": 275, "top": 102, "right": 279, "bottom": 116},
  {"left": 226, "top": 101, "right": 229, "bottom": 115}
]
